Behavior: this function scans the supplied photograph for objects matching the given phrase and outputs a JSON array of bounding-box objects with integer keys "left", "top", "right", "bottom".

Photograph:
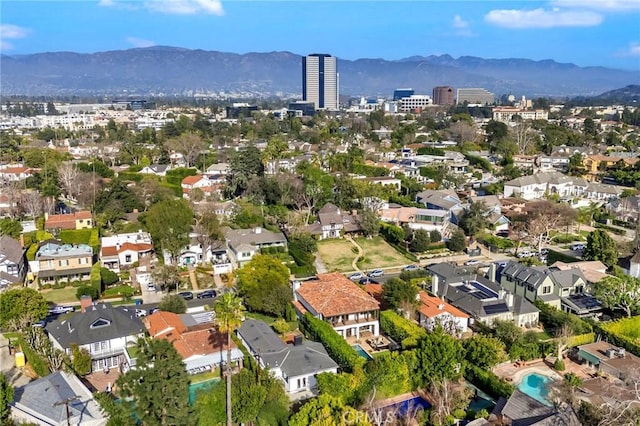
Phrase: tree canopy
[
  {"left": 116, "top": 339, "right": 194, "bottom": 425},
  {"left": 289, "top": 394, "right": 371, "bottom": 426},
  {"left": 157, "top": 294, "right": 187, "bottom": 314},
  {"left": 583, "top": 229, "right": 617, "bottom": 268},
  {"left": 382, "top": 278, "right": 419, "bottom": 315},
  {"left": 236, "top": 254, "right": 292, "bottom": 317},
  {"left": 593, "top": 270, "right": 640, "bottom": 317},
  {"left": 0, "top": 288, "right": 49, "bottom": 330},
  {"left": 141, "top": 198, "right": 193, "bottom": 264}
]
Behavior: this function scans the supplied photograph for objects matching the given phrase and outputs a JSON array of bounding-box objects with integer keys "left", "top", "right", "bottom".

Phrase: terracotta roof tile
[
  {"left": 295, "top": 272, "right": 380, "bottom": 317},
  {"left": 182, "top": 175, "right": 203, "bottom": 186},
  {"left": 101, "top": 246, "right": 118, "bottom": 257},
  {"left": 418, "top": 291, "right": 469, "bottom": 319},
  {"left": 144, "top": 311, "right": 186, "bottom": 338}
]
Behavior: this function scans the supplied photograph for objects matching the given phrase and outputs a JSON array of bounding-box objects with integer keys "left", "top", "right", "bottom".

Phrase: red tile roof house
[
  {"left": 44, "top": 211, "right": 93, "bottom": 231},
  {"left": 181, "top": 175, "right": 217, "bottom": 200},
  {"left": 293, "top": 272, "right": 380, "bottom": 339},
  {"left": 417, "top": 291, "right": 470, "bottom": 336},
  {"left": 142, "top": 311, "right": 244, "bottom": 374}
]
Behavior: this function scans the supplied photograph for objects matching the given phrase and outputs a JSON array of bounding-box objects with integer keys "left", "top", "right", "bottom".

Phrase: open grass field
[
  {"left": 317, "top": 239, "right": 358, "bottom": 272},
  {"left": 41, "top": 287, "right": 78, "bottom": 304},
  {"left": 356, "top": 236, "right": 414, "bottom": 269}
]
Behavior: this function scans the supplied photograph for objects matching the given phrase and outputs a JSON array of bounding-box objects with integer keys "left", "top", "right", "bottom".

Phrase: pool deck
[{"left": 493, "top": 359, "right": 562, "bottom": 385}]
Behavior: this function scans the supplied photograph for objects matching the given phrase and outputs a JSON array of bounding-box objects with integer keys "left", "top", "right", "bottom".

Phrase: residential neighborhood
[{"left": 1, "top": 78, "right": 640, "bottom": 426}]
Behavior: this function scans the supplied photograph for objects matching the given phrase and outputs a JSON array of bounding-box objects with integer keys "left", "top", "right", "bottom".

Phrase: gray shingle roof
[
  {"left": 11, "top": 371, "right": 106, "bottom": 425},
  {"left": 494, "top": 389, "right": 579, "bottom": 426},
  {"left": 223, "top": 227, "right": 286, "bottom": 249},
  {"left": 0, "top": 234, "right": 24, "bottom": 263},
  {"left": 238, "top": 319, "right": 337, "bottom": 378},
  {"left": 45, "top": 303, "right": 145, "bottom": 348}
]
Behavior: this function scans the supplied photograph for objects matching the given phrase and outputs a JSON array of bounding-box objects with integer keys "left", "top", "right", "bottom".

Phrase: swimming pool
[
  {"left": 189, "top": 378, "right": 220, "bottom": 404},
  {"left": 352, "top": 344, "right": 373, "bottom": 360},
  {"left": 517, "top": 373, "right": 552, "bottom": 405},
  {"left": 383, "top": 396, "right": 431, "bottom": 417}
]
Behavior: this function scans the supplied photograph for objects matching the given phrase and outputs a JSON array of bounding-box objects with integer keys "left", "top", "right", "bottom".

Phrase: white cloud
[
  {"left": 126, "top": 37, "right": 156, "bottom": 48},
  {"left": 552, "top": 0, "right": 640, "bottom": 11},
  {"left": 143, "top": 0, "right": 224, "bottom": 16},
  {"left": 452, "top": 15, "right": 469, "bottom": 29},
  {"left": 0, "top": 24, "right": 31, "bottom": 51},
  {"left": 626, "top": 42, "right": 640, "bottom": 57},
  {"left": 484, "top": 8, "right": 603, "bottom": 28},
  {"left": 98, "top": 0, "right": 115, "bottom": 6}
]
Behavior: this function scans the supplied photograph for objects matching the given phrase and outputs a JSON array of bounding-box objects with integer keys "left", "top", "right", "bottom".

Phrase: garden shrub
[
  {"left": 272, "top": 319, "right": 289, "bottom": 335},
  {"left": 379, "top": 310, "right": 426, "bottom": 349},
  {"left": 534, "top": 300, "right": 592, "bottom": 335},
  {"left": 17, "top": 336, "right": 49, "bottom": 377},
  {"left": 59, "top": 229, "right": 92, "bottom": 245},
  {"left": 464, "top": 364, "right": 514, "bottom": 399},
  {"left": 554, "top": 358, "right": 565, "bottom": 371}
]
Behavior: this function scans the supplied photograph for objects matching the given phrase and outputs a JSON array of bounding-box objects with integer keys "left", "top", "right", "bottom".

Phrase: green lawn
[
  {"left": 355, "top": 236, "right": 414, "bottom": 269},
  {"left": 191, "top": 370, "right": 220, "bottom": 383},
  {"left": 317, "top": 239, "right": 357, "bottom": 272},
  {"left": 41, "top": 287, "right": 78, "bottom": 304}
]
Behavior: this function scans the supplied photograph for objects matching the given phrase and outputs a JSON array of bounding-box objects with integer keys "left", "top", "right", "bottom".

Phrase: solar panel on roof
[{"left": 484, "top": 304, "right": 510, "bottom": 315}]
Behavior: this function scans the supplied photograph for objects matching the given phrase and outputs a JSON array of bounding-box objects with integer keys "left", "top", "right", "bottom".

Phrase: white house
[
  {"left": 0, "top": 235, "right": 26, "bottom": 289},
  {"left": 237, "top": 319, "right": 338, "bottom": 394},
  {"left": 139, "top": 164, "right": 171, "bottom": 177},
  {"left": 100, "top": 231, "right": 154, "bottom": 272},
  {"left": 223, "top": 226, "right": 287, "bottom": 267},
  {"left": 45, "top": 300, "right": 145, "bottom": 372},
  {"left": 417, "top": 291, "right": 470, "bottom": 336}
]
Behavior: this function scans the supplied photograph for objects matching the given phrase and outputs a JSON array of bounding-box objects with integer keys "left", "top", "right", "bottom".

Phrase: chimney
[
  {"left": 80, "top": 295, "right": 93, "bottom": 313},
  {"left": 431, "top": 275, "right": 439, "bottom": 296},
  {"left": 44, "top": 212, "right": 49, "bottom": 221},
  {"left": 133, "top": 208, "right": 139, "bottom": 214},
  {"left": 506, "top": 292, "right": 514, "bottom": 308},
  {"left": 487, "top": 263, "right": 497, "bottom": 283}
]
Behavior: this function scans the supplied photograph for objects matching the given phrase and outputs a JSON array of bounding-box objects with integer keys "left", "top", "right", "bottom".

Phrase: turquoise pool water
[
  {"left": 189, "top": 378, "right": 220, "bottom": 404},
  {"left": 517, "top": 373, "right": 552, "bottom": 405},
  {"left": 352, "top": 344, "right": 373, "bottom": 360}
]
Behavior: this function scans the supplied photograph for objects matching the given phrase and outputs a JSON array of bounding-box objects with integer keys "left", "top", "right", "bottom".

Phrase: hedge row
[
  {"left": 612, "top": 219, "right": 636, "bottom": 230},
  {"left": 567, "top": 333, "right": 595, "bottom": 348},
  {"left": 379, "top": 310, "right": 426, "bottom": 349},
  {"left": 594, "top": 223, "right": 626, "bottom": 236},
  {"left": 90, "top": 262, "right": 102, "bottom": 290},
  {"left": 17, "top": 336, "right": 50, "bottom": 377},
  {"left": 534, "top": 300, "right": 592, "bottom": 335},
  {"left": 300, "top": 313, "right": 365, "bottom": 371},
  {"left": 464, "top": 364, "right": 514, "bottom": 399},
  {"left": 596, "top": 319, "right": 640, "bottom": 357}
]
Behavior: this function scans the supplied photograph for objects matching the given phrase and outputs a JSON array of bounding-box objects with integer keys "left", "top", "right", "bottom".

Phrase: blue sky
[{"left": 1, "top": 0, "right": 639, "bottom": 70}]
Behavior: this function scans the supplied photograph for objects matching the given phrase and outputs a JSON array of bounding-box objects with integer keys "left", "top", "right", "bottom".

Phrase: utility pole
[{"left": 53, "top": 395, "right": 80, "bottom": 426}]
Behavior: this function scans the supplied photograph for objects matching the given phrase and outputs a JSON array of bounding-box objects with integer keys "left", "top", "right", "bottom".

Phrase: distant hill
[
  {"left": 592, "top": 85, "right": 640, "bottom": 104},
  {"left": 1, "top": 47, "right": 638, "bottom": 98}
]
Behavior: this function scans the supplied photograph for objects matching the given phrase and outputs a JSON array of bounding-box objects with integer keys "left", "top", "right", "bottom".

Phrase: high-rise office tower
[
  {"left": 432, "top": 86, "right": 455, "bottom": 106},
  {"left": 302, "top": 54, "right": 338, "bottom": 110}
]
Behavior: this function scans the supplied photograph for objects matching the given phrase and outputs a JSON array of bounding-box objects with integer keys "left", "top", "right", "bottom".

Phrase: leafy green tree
[
  {"left": 358, "top": 207, "right": 380, "bottom": 237},
  {"left": 76, "top": 285, "right": 99, "bottom": 300},
  {"left": 430, "top": 229, "right": 442, "bottom": 243},
  {"left": 289, "top": 394, "right": 371, "bottom": 426},
  {"left": 142, "top": 199, "right": 193, "bottom": 264},
  {"left": 463, "top": 335, "right": 508, "bottom": 369},
  {"left": 0, "top": 288, "right": 49, "bottom": 330},
  {"left": 100, "top": 267, "right": 119, "bottom": 286},
  {"left": 116, "top": 338, "right": 194, "bottom": 425},
  {"left": 365, "top": 351, "right": 412, "bottom": 399},
  {"left": 226, "top": 146, "right": 264, "bottom": 197},
  {"left": 447, "top": 229, "right": 466, "bottom": 252},
  {"left": 0, "top": 373, "right": 13, "bottom": 424},
  {"left": 213, "top": 293, "right": 246, "bottom": 426},
  {"left": 383, "top": 278, "right": 419, "bottom": 314},
  {"left": 593, "top": 270, "right": 640, "bottom": 317},
  {"left": 152, "top": 264, "right": 181, "bottom": 293},
  {"left": 70, "top": 343, "right": 92, "bottom": 376},
  {"left": 409, "top": 229, "right": 431, "bottom": 252},
  {"left": 157, "top": 294, "right": 187, "bottom": 314},
  {"left": 236, "top": 254, "right": 291, "bottom": 317},
  {"left": 493, "top": 320, "right": 523, "bottom": 350},
  {"left": 583, "top": 229, "right": 617, "bottom": 268},
  {"left": 0, "top": 219, "right": 22, "bottom": 239},
  {"left": 459, "top": 201, "right": 490, "bottom": 237},
  {"left": 416, "top": 328, "right": 465, "bottom": 385}
]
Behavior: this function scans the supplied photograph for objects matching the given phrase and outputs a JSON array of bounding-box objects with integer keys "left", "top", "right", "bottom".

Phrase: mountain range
[{"left": 1, "top": 47, "right": 638, "bottom": 98}]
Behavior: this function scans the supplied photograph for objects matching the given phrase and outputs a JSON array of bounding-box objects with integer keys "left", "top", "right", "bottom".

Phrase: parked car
[
  {"left": 49, "top": 306, "right": 74, "bottom": 315},
  {"left": 402, "top": 264, "right": 420, "bottom": 271},
  {"left": 146, "top": 284, "right": 156, "bottom": 292},
  {"left": 571, "top": 243, "right": 586, "bottom": 251},
  {"left": 368, "top": 269, "right": 384, "bottom": 278},
  {"left": 496, "top": 230, "right": 510, "bottom": 238},
  {"left": 149, "top": 307, "right": 160, "bottom": 315},
  {"left": 348, "top": 272, "right": 364, "bottom": 281},
  {"left": 179, "top": 291, "right": 194, "bottom": 300},
  {"left": 359, "top": 277, "right": 379, "bottom": 285},
  {"left": 135, "top": 309, "right": 147, "bottom": 317},
  {"left": 197, "top": 290, "right": 217, "bottom": 299},
  {"left": 517, "top": 251, "right": 532, "bottom": 258},
  {"left": 464, "top": 259, "right": 480, "bottom": 266},
  {"left": 32, "top": 320, "right": 46, "bottom": 328}
]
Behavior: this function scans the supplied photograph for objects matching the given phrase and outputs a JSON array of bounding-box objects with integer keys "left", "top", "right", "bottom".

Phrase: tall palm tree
[{"left": 213, "top": 293, "right": 245, "bottom": 426}]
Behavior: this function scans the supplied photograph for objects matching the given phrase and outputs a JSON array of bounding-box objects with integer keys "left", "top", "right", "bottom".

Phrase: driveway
[{"left": 0, "top": 334, "right": 31, "bottom": 387}]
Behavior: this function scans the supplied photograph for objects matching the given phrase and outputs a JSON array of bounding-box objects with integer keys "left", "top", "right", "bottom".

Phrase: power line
[{"left": 53, "top": 395, "right": 81, "bottom": 426}]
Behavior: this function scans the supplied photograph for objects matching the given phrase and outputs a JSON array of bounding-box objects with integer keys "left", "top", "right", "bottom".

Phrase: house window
[
  {"left": 90, "top": 318, "right": 111, "bottom": 329},
  {"left": 65, "top": 259, "right": 69, "bottom": 266},
  {"left": 125, "top": 255, "right": 132, "bottom": 263},
  {"left": 58, "top": 260, "right": 63, "bottom": 267},
  {"left": 542, "top": 286, "right": 551, "bottom": 295},
  {"left": 242, "top": 252, "right": 251, "bottom": 258}
]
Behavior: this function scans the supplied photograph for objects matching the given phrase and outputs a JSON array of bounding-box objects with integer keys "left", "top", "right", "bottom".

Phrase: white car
[
  {"left": 368, "top": 269, "right": 384, "bottom": 278},
  {"left": 571, "top": 244, "right": 586, "bottom": 251},
  {"left": 348, "top": 272, "right": 364, "bottom": 281},
  {"left": 136, "top": 309, "right": 147, "bottom": 317},
  {"left": 147, "top": 284, "right": 156, "bottom": 292},
  {"left": 464, "top": 259, "right": 480, "bottom": 266},
  {"left": 49, "top": 306, "right": 74, "bottom": 315},
  {"left": 517, "top": 251, "right": 532, "bottom": 258}
]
